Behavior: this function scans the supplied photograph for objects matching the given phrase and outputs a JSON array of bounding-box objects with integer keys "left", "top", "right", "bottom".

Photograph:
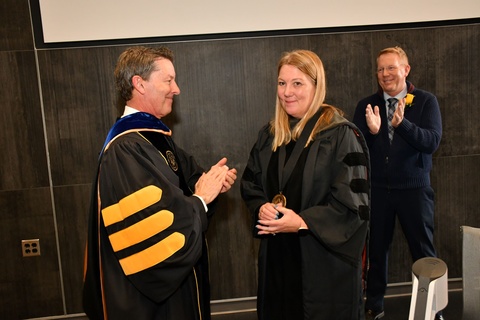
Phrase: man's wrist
[{"left": 193, "top": 194, "right": 208, "bottom": 212}]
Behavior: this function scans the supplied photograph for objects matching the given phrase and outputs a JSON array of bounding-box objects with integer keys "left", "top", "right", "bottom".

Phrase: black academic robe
[
  {"left": 241, "top": 111, "right": 370, "bottom": 320},
  {"left": 83, "top": 112, "right": 211, "bottom": 320}
]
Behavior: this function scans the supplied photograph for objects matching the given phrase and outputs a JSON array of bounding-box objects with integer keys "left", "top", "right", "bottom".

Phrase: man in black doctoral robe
[{"left": 83, "top": 46, "right": 236, "bottom": 320}]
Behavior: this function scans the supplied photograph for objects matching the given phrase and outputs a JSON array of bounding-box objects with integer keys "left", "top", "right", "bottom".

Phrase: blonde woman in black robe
[{"left": 241, "top": 49, "right": 370, "bottom": 320}]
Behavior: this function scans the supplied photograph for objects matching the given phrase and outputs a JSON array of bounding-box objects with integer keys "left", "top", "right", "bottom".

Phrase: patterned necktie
[{"left": 387, "top": 98, "right": 398, "bottom": 143}]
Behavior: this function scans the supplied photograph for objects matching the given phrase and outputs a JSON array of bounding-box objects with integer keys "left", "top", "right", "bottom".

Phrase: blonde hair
[
  {"left": 270, "top": 49, "right": 343, "bottom": 151},
  {"left": 377, "top": 46, "right": 409, "bottom": 65}
]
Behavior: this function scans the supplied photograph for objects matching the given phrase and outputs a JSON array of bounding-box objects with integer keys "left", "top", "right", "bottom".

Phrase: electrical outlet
[{"left": 22, "top": 239, "right": 41, "bottom": 257}]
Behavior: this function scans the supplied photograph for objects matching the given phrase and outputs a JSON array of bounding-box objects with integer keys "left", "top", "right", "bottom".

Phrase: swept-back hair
[
  {"left": 114, "top": 46, "right": 174, "bottom": 101},
  {"left": 270, "top": 49, "right": 342, "bottom": 151},
  {"left": 377, "top": 46, "right": 409, "bottom": 65}
]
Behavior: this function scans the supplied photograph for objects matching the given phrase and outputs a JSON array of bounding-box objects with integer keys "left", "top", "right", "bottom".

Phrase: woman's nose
[{"left": 283, "top": 84, "right": 293, "bottom": 96}]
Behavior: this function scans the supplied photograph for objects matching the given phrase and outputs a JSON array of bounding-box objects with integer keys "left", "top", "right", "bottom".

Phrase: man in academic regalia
[{"left": 82, "top": 46, "right": 237, "bottom": 320}]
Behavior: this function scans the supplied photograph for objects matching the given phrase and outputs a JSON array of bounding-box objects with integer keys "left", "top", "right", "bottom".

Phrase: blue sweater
[{"left": 353, "top": 81, "right": 442, "bottom": 189}]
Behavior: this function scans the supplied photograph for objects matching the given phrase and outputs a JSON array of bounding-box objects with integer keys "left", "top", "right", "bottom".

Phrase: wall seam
[{"left": 28, "top": 0, "right": 68, "bottom": 315}]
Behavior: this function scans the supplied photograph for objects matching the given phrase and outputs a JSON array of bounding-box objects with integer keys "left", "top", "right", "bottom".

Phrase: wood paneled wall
[{"left": 1, "top": 0, "right": 479, "bottom": 318}]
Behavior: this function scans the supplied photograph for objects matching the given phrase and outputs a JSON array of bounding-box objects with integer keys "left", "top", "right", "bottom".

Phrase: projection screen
[{"left": 37, "top": 0, "right": 480, "bottom": 43}]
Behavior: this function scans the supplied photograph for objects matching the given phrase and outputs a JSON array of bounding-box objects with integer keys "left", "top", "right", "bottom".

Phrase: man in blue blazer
[{"left": 353, "top": 46, "right": 443, "bottom": 320}]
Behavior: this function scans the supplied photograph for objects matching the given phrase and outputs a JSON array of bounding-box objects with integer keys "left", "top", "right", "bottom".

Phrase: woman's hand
[{"left": 257, "top": 205, "right": 307, "bottom": 235}]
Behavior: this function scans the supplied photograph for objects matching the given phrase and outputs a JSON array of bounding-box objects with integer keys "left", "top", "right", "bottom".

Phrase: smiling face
[
  {"left": 144, "top": 58, "right": 180, "bottom": 118},
  {"left": 136, "top": 58, "right": 180, "bottom": 118},
  {"left": 376, "top": 52, "right": 410, "bottom": 97},
  {"left": 277, "top": 64, "right": 316, "bottom": 119}
]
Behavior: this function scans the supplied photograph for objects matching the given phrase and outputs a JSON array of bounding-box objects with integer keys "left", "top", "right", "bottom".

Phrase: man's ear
[
  {"left": 132, "top": 75, "right": 145, "bottom": 94},
  {"left": 404, "top": 64, "right": 411, "bottom": 77}
]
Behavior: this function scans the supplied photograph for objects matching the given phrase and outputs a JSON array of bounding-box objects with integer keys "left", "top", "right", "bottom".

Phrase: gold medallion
[
  {"left": 272, "top": 193, "right": 287, "bottom": 207},
  {"left": 165, "top": 150, "right": 178, "bottom": 171}
]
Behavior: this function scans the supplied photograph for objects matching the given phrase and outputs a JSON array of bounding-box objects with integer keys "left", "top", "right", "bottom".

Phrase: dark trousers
[{"left": 365, "top": 186, "right": 437, "bottom": 311}]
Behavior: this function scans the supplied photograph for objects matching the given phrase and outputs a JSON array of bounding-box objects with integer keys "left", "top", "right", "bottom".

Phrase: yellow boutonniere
[{"left": 405, "top": 93, "right": 415, "bottom": 108}]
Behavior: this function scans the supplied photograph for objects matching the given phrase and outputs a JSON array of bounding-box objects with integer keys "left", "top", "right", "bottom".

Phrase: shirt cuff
[{"left": 192, "top": 194, "right": 208, "bottom": 212}]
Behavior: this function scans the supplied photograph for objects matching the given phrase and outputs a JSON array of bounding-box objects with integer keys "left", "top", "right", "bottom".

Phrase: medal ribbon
[{"left": 277, "top": 110, "right": 322, "bottom": 197}]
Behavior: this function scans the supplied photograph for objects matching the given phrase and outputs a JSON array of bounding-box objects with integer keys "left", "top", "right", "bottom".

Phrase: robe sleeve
[
  {"left": 173, "top": 143, "right": 219, "bottom": 221},
  {"left": 98, "top": 132, "right": 206, "bottom": 302},
  {"left": 300, "top": 124, "right": 369, "bottom": 263},
  {"left": 240, "top": 125, "right": 272, "bottom": 234}
]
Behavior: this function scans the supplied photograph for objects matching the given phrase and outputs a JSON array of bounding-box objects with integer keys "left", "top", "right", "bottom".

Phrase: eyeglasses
[{"left": 376, "top": 65, "right": 402, "bottom": 74}]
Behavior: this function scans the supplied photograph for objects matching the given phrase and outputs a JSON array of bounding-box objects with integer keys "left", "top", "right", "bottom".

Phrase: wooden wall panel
[
  {"left": 308, "top": 32, "right": 375, "bottom": 118},
  {"left": 0, "top": 0, "right": 33, "bottom": 51},
  {"left": 36, "top": 47, "right": 124, "bottom": 186},
  {"left": 0, "top": 51, "right": 49, "bottom": 191},
  {"left": 0, "top": 188, "right": 63, "bottom": 319},
  {"left": 434, "top": 24, "right": 480, "bottom": 157},
  {"left": 431, "top": 155, "right": 480, "bottom": 277},
  {"left": 54, "top": 184, "right": 91, "bottom": 313}
]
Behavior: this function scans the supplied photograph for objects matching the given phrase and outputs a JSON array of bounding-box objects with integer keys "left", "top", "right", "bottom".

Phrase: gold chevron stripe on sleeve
[
  {"left": 119, "top": 232, "right": 186, "bottom": 275},
  {"left": 102, "top": 185, "right": 162, "bottom": 227},
  {"left": 109, "top": 210, "right": 174, "bottom": 252}
]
